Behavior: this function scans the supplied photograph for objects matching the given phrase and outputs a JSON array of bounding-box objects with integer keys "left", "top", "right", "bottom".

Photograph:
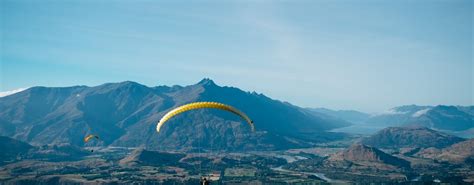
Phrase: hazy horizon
[{"left": 1, "top": 0, "right": 472, "bottom": 112}]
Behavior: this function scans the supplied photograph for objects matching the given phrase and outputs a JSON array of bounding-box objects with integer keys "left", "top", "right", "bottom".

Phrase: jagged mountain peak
[
  {"left": 196, "top": 78, "right": 217, "bottom": 87},
  {"left": 117, "top": 80, "right": 144, "bottom": 86}
]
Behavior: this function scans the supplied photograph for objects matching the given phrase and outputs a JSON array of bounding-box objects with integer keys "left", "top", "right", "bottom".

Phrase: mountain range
[
  {"left": 0, "top": 79, "right": 349, "bottom": 151},
  {"left": 1, "top": 79, "right": 472, "bottom": 151},
  {"left": 365, "top": 105, "right": 473, "bottom": 131},
  {"left": 308, "top": 108, "right": 370, "bottom": 124},
  {"left": 310, "top": 105, "right": 473, "bottom": 137}
]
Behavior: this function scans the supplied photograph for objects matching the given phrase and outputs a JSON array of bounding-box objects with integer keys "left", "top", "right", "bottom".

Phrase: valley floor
[{"left": 1, "top": 145, "right": 472, "bottom": 185}]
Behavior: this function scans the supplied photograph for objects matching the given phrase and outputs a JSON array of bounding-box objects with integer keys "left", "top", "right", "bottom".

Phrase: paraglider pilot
[{"left": 200, "top": 177, "right": 210, "bottom": 185}]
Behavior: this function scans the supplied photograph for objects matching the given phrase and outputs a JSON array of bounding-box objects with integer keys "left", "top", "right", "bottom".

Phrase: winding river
[{"left": 271, "top": 166, "right": 333, "bottom": 182}]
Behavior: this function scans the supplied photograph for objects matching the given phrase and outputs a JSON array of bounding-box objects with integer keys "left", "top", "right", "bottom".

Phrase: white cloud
[
  {"left": 412, "top": 108, "right": 431, "bottom": 117},
  {"left": 0, "top": 88, "right": 28, "bottom": 97},
  {"left": 371, "top": 108, "right": 407, "bottom": 117}
]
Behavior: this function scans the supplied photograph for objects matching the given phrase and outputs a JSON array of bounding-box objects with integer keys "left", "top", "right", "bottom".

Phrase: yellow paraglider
[
  {"left": 83, "top": 134, "right": 100, "bottom": 143},
  {"left": 156, "top": 102, "right": 255, "bottom": 133}
]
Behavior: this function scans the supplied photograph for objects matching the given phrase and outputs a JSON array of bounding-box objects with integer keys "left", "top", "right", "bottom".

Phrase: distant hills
[
  {"left": 415, "top": 139, "right": 474, "bottom": 164},
  {"left": 359, "top": 125, "right": 473, "bottom": 171},
  {"left": 329, "top": 143, "right": 410, "bottom": 168},
  {"left": 365, "top": 105, "right": 473, "bottom": 132},
  {"left": 285, "top": 142, "right": 412, "bottom": 182},
  {"left": 437, "top": 139, "right": 474, "bottom": 164},
  {"left": 310, "top": 105, "right": 473, "bottom": 136},
  {"left": 0, "top": 79, "right": 349, "bottom": 151},
  {"left": 308, "top": 108, "right": 369, "bottom": 124},
  {"left": 361, "top": 126, "right": 465, "bottom": 149}
]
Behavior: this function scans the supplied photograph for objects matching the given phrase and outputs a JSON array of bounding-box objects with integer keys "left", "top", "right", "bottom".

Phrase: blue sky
[{"left": 1, "top": 0, "right": 472, "bottom": 112}]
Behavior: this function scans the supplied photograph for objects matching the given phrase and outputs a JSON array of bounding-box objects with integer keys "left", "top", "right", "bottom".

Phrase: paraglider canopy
[
  {"left": 83, "top": 134, "right": 100, "bottom": 143},
  {"left": 156, "top": 101, "right": 255, "bottom": 133}
]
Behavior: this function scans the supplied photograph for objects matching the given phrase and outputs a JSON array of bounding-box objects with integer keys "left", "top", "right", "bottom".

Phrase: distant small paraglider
[
  {"left": 83, "top": 134, "right": 100, "bottom": 152},
  {"left": 84, "top": 134, "right": 100, "bottom": 143}
]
